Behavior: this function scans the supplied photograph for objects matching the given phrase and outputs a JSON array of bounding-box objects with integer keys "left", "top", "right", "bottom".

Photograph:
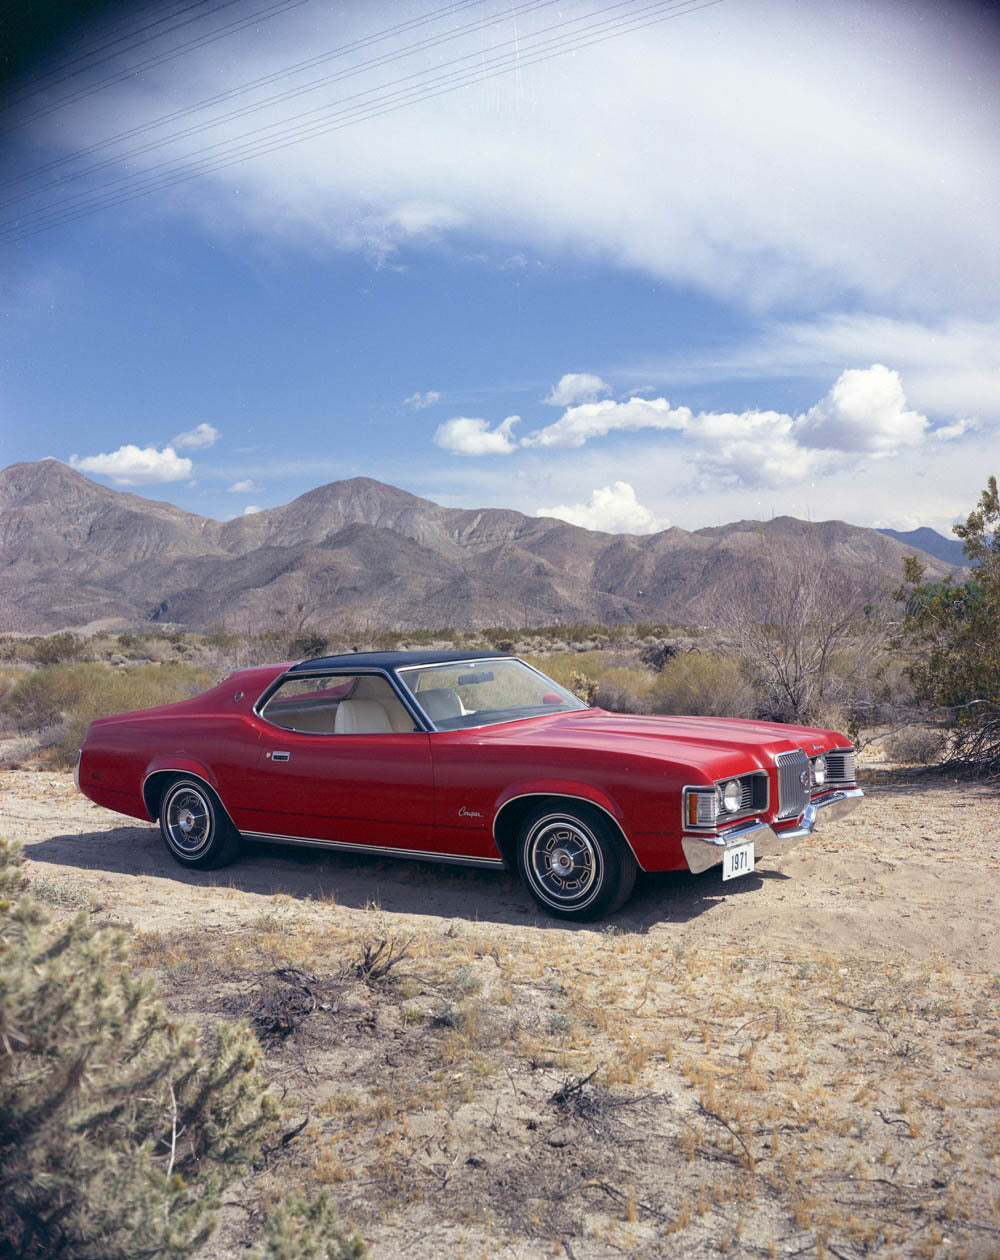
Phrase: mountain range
[{"left": 0, "top": 459, "right": 965, "bottom": 634}]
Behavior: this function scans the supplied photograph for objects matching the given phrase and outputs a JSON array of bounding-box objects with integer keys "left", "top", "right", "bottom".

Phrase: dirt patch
[{"left": 2, "top": 768, "right": 999, "bottom": 1259}]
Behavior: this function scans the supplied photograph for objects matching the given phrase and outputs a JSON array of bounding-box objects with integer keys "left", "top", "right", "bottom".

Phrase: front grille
[
  {"left": 776, "top": 749, "right": 810, "bottom": 820},
  {"left": 824, "top": 749, "right": 856, "bottom": 785}
]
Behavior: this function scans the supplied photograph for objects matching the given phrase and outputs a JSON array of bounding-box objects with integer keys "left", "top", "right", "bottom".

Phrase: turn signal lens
[{"left": 811, "top": 756, "right": 827, "bottom": 787}]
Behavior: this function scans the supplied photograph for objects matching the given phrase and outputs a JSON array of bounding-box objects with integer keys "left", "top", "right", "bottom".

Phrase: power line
[
  {"left": 9, "top": 0, "right": 256, "bottom": 99},
  {"left": 3, "top": 0, "right": 566, "bottom": 199},
  {"left": 1, "top": 0, "right": 723, "bottom": 245},
  {"left": 5, "top": 0, "right": 314, "bottom": 129},
  {"left": 2, "top": 0, "right": 504, "bottom": 186}
]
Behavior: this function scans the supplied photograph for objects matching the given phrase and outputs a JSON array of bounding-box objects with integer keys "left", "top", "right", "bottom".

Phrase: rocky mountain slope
[{"left": 0, "top": 459, "right": 963, "bottom": 633}]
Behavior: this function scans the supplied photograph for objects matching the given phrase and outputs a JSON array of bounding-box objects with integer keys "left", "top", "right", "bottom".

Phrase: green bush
[
  {"left": 30, "top": 633, "right": 80, "bottom": 665},
  {"left": 0, "top": 662, "right": 215, "bottom": 767},
  {"left": 249, "top": 1192, "right": 366, "bottom": 1260},
  {"left": 0, "top": 839, "right": 366, "bottom": 1259},
  {"left": 896, "top": 475, "right": 1000, "bottom": 770},
  {"left": 650, "top": 651, "right": 758, "bottom": 718},
  {"left": 0, "top": 837, "right": 276, "bottom": 1258}
]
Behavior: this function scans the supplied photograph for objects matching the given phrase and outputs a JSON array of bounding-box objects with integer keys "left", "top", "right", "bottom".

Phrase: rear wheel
[
  {"left": 158, "top": 777, "right": 241, "bottom": 870},
  {"left": 516, "top": 802, "right": 637, "bottom": 921}
]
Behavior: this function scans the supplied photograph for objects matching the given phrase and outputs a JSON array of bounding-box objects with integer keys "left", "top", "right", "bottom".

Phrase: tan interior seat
[
  {"left": 351, "top": 676, "right": 417, "bottom": 731},
  {"left": 334, "top": 699, "right": 393, "bottom": 735}
]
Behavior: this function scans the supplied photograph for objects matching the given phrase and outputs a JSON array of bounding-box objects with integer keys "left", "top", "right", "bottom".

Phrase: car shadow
[{"left": 25, "top": 823, "right": 787, "bottom": 935}]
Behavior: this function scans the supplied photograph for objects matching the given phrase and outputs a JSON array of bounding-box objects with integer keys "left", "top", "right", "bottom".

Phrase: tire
[
  {"left": 515, "top": 802, "right": 637, "bottom": 921},
  {"left": 158, "top": 777, "right": 241, "bottom": 870}
]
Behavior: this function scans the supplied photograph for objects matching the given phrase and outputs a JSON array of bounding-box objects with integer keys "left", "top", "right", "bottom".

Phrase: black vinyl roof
[{"left": 288, "top": 650, "right": 510, "bottom": 673}]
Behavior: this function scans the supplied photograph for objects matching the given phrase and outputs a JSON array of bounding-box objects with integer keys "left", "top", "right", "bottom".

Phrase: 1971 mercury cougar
[{"left": 76, "top": 651, "right": 863, "bottom": 920}]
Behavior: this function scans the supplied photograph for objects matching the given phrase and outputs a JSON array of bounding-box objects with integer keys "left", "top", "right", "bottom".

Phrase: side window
[{"left": 259, "top": 674, "right": 417, "bottom": 734}]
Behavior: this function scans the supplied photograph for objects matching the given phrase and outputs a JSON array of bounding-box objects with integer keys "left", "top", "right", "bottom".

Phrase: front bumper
[{"left": 680, "top": 787, "right": 864, "bottom": 875}]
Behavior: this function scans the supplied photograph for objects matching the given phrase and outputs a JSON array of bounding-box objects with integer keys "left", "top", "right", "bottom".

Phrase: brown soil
[{"left": 2, "top": 767, "right": 999, "bottom": 1259}]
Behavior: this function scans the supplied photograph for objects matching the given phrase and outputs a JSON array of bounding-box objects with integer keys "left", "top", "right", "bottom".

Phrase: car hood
[{"left": 471, "top": 708, "right": 846, "bottom": 775}]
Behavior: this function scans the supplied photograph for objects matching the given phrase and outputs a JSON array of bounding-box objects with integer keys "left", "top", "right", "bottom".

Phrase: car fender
[
  {"left": 491, "top": 780, "right": 642, "bottom": 870},
  {"left": 142, "top": 757, "right": 222, "bottom": 821}
]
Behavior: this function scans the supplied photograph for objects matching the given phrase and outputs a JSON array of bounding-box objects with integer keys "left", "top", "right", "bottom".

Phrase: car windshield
[{"left": 398, "top": 658, "right": 587, "bottom": 730}]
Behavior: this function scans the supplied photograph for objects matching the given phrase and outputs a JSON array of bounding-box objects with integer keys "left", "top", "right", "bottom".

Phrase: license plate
[{"left": 722, "top": 841, "right": 755, "bottom": 881}]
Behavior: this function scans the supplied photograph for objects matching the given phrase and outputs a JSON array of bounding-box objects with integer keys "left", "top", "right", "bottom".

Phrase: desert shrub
[
  {"left": 30, "top": 633, "right": 80, "bottom": 665},
  {"left": 593, "top": 680, "right": 647, "bottom": 713},
  {"left": 882, "top": 726, "right": 947, "bottom": 765},
  {"left": 249, "top": 1193, "right": 366, "bottom": 1260},
  {"left": 289, "top": 632, "right": 330, "bottom": 659},
  {"left": 895, "top": 476, "right": 1000, "bottom": 772},
  {"left": 0, "top": 837, "right": 275, "bottom": 1258},
  {"left": 650, "top": 652, "right": 758, "bottom": 718},
  {"left": 0, "top": 839, "right": 364, "bottom": 1260},
  {"left": 0, "top": 661, "right": 215, "bottom": 767}
]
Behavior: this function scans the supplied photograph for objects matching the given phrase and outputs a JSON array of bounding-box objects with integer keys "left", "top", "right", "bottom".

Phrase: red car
[{"left": 76, "top": 651, "right": 863, "bottom": 920}]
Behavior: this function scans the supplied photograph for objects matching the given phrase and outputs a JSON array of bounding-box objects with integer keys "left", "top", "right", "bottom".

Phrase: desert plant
[
  {"left": 30, "top": 633, "right": 80, "bottom": 665},
  {"left": 718, "top": 530, "right": 888, "bottom": 724},
  {"left": 882, "top": 726, "right": 946, "bottom": 765},
  {"left": 650, "top": 651, "right": 758, "bottom": 718},
  {"left": 895, "top": 475, "right": 1000, "bottom": 771},
  {"left": 0, "top": 837, "right": 279, "bottom": 1259},
  {"left": 248, "top": 1192, "right": 366, "bottom": 1260}
]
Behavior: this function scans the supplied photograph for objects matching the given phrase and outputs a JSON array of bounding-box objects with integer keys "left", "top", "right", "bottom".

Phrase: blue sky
[{"left": 1, "top": 0, "right": 998, "bottom": 533}]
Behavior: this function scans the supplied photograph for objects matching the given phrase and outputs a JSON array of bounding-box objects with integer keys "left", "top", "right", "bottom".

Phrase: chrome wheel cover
[
  {"left": 163, "top": 785, "right": 213, "bottom": 858},
  {"left": 525, "top": 815, "right": 602, "bottom": 909}
]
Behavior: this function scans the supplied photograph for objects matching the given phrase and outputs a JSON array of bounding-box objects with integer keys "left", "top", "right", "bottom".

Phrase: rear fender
[{"left": 142, "top": 758, "right": 221, "bottom": 822}]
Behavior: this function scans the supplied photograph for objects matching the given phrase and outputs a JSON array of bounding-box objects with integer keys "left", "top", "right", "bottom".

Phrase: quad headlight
[{"left": 721, "top": 779, "right": 742, "bottom": 812}]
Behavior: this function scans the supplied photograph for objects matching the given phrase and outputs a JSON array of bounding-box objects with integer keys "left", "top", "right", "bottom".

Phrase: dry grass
[{"left": 120, "top": 910, "right": 1000, "bottom": 1260}]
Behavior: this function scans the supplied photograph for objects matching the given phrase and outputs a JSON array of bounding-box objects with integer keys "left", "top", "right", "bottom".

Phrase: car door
[{"left": 219, "top": 671, "right": 438, "bottom": 854}]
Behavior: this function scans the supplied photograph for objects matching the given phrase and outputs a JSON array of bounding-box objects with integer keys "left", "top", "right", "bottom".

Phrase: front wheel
[
  {"left": 516, "top": 803, "right": 637, "bottom": 921},
  {"left": 158, "top": 777, "right": 241, "bottom": 870}
]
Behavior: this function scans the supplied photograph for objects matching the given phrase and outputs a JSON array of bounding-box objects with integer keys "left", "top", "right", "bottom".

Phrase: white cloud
[
  {"left": 433, "top": 414, "right": 519, "bottom": 456},
  {"left": 537, "top": 482, "right": 666, "bottom": 535},
  {"left": 641, "top": 315, "right": 1000, "bottom": 425},
  {"left": 518, "top": 366, "right": 939, "bottom": 488},
  {"left": 798, "top": 365, "right": 928, "bottom": 454},
  {"left": 403, "top": 390, "right": 441, "bottom": 410},
  {"left": 69, "top": 444, "right": 193, "bottom": 486},
  {"left": 543, "top": 373, "right": 611, "bottom": 407},
  {"left": 524, "top": 397, "right": 690, "bottom": 450},
  {"left": 65, "top": 2, "right": 998, "bottom": 317},
  {"left": 172, "top": 422, "right": 219, "bottom": 450},
  {"left": 243, "top": 504, "right": 262, "bottom": 515},
  {"left": 227, "top": 479, "right": 262, "bottom": 492}
]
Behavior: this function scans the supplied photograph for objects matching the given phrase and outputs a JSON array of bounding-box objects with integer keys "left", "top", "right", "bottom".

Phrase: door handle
[{"left": 268, "top": 751, "right": 290, "bottom": 762}]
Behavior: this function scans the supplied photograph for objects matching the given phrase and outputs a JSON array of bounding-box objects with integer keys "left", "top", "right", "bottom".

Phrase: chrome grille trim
[
  {"left": 824, "top": 749, "right": 856, "bottom": 785},
  {"left": 775, "top": 749, "right": 810, "bottom": 820}
]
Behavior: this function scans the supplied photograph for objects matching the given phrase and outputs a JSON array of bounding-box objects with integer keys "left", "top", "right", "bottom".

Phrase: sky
[{"left": 1, "top": 0, "right": 998, "bottom": 535}]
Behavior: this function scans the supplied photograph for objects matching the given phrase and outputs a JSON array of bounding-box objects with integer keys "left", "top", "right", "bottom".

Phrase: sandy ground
[
  {"left": 2, "top": 767, "right": 999, "bottom": 1260},
  {"left": 3, "top": 768, "right": 998, "bottom": 970}
]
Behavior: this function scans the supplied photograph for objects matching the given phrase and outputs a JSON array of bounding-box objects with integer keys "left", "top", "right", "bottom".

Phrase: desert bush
[
  {"left": 719, "top": 531, "right": 888, "bottom": 724},
  {"left": 0, "top": 838, "right": 364, "bottom": 1260},
  {"left": 289, "top": 632, "right": 330, "bottom": 659},
  {"left": 30, "top": 633, "right": 80, "bottom": 665},
  {"left": 896, "top": 476, "right": 1000, "bottom": 772},
  {"left": 249, "top": 1192, "right": 365, "bottom": 1260},
  {"left": 650, "top": 651, "right": 758, "bottom": 718},
  {"left": 0, "top": 661, "right": 214, "bottom": 767},
  {"left": 0, "top": 837, "right": 277, "bottom": 1258},
  {"left": 882, "top": 726, "right": 947, "bottom": 765}
]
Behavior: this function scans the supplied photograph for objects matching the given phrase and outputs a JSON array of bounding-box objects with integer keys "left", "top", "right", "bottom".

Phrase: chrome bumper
[{"left": 681, "top": 787, "right": 864, "bottom": 875}]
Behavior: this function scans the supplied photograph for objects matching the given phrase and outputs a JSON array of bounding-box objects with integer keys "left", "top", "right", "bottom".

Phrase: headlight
[
  {"left": 721, "top": 779, "right": 742, "bottom": 812},
  {"left": 811, "top": 756, "right": 827, "bottom": 787}
]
